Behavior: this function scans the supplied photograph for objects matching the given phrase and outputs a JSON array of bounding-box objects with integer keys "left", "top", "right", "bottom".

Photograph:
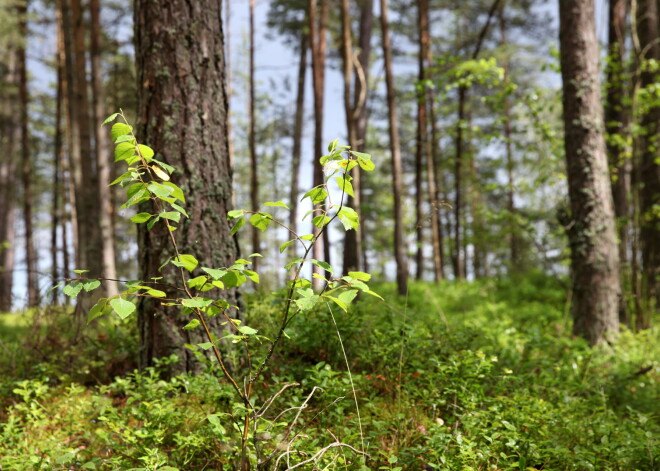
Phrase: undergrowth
[{"left": 0, "top": 273, "right": 657, "bottom": 470}]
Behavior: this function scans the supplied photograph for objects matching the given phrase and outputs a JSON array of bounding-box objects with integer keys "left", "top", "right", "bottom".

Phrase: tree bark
[
  {"left": 558, "top": 0, "right": 621, "bottom": 345},
  {"left": 249, "top": 0, "right": 260, "bottom": 269},
  {"left": 380, "top": 0, "right": 408, "bottom": 295},
  {"left": 135, "top": 0, "right": 238, "bottom": 375},
  {"left": 90, "top": 0, "right": 118, "bottom": 297},
  {"left": 636, "top": 0, "right": 659, "bottom": 326}
]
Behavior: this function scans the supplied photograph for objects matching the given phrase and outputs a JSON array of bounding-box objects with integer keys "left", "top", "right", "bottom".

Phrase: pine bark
[
  {"left": 558, "top": 0, "right": 621, "bottom": 345},
  {"left": 249, "top": 0, "right": 260, "bottom": 268},
  {"left": 380, "top": 0, "right": 408, "bottom": 295},
  {"left": 135, "top": 0, "right": 238, "bottom": 374}
]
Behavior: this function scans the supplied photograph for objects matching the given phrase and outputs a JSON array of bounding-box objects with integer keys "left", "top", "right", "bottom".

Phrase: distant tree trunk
[
  {"left": 354, "top": 0, "right": 373, "bottom": 272},
  {"left": 249, "top": 0, "right": 260, "bottom": 268},
  {"left": 289, "top": 32, "right": 308, "bottom": 262},
  {"left": 340, "top": 0, "right": 363, "bottom": 274},
  {"left": 498, "top": 2, "right": 521, "bottom": 272},
  {"left": 415, "top": 3, "right": 427, "bottom": 280},
  {"left": 636, "top": 0, "right": 659, "bottom": 326},
  {"left": 70, "top": 0, "right": 103, "bottom": 279},
  {"left": 135, "top": 0, "right": 238, "bottom": 375},
  {"left": 604, "top": 0, "right": 630, "bottom": 324},
  {"left": 0, "top": 46, "right": 19, "bottom": 312},
  {"left": 17, "top": 2, "right": 38, "bottom": 307},
  {"left": 90, "top": 0, "right": 118, "bottom": 297},
  {"left": 558, "top": 0, "right": 621, "bottom": 345},
  {"left": 380, "top": 0, "right": 408, "bottom": 295},
  {"left": 225, "top": 0, "right": 235, "bottom": 189},
  {"left": 419, "top": 0, "right": 443, "bottom": 281},
  {"left": 309, "top": 0, "right": 330, "bottom": 286}
]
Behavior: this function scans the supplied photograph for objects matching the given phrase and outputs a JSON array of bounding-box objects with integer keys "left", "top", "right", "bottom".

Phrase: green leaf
[
  {"left": 130, "top": 212, "right": 153, "bottom": 223},
  {"left": 227, "top": 209, "right": 245, "bottom": 219},
  {"left": 110, "top": 170, "right": 135, "bottom": 186},
  {"left": 87, "top": 299, "right": 109, "bottom": 323},
  {"left": 238, "top": 325, "right": 258, "bottom": 336},
  {"left": 120, "top": 187, "right": 148, "bottom": 210},
  {"left": 162, "top": 182, "right": 185, "bottom": 203},
  {"left": 356, "top": 153, "right": 375, "bottom": 171},
  {"left": 348, "top": 271, "right": 371, "bottom": 282},
  {"left": 183, "top": 319, "right": 201, "bottom": 330},
  {"left": 74, "top": 269, "right": 90, "bottom": 274},
  {"left": 310, "top": 259, "right": 333, "bottom": 274},
  {"left": 187, "top": 276, "right": 208, "bottom": 289},
  {"left": 103, "top": 112, "right": 119, "bottom": 125},
  {"left": 231, "top": 217, "right": 246, "bottom": 235},
  {"left": 249, "top": 213, "right": 272, "bottom": 232},
  {"left": 151, "top": 165, "right": 170, "bottom": 181},
  {"left": 363, "top": 289, "right": 384, "bottom": 300},
  {"left": 197, "top": 342, "right": 214, "bottom": 350},
  {"left": 114, "top": 134, "right": 135, "bottom": 144},
  {"left": 280, "top": 239, "right": 296, "bottom": 253},
  {"left": 303, "top": 187, "right": 328, "bottom": 205},
  {"left": 137, "top": 144, "right": 154, "bottom": 160},
  {"left": 223, "top": 270, "right": 246, "bottom": 288},
  {"left": 63, "top": 282, "right": 83, "bottom": 298},
  {"left": 160, "top": 211, "right": 181, "bottom": 223},
  {"left": 327, "top": 138, "right": 339, "bottom": 152},
  {"left": 147, "top": 182, "right": 174, "bottom": 199},
  {"left": 171, "top": 203, "right": 189, "bottom": 218},
  {"left": 337, "top": 289, "right": 358, "bottom": 307},
  {"left": 312, "top": 214, "right": 331, "bottom": 228},
  {"left": 335, "top": 176, "right": 354, "bottom": 197},
  {"left": 152, "top": 158, "right": 174, "bottom": 174},
  {"left": 243, "top": 270, "right": 260, "bottom": 284},
  {"left": 181, "top": 297, "right": 213, "bottom": 308},
  {"left": 146, "top": 288, "right": 166, "bottom": 298},
  {"left": 300, "top": 234, "right": 315, "bottom": 241},
  {"left": 82, "top": 279, "right": 101, "bottom": 292},
  {"left": 111, "top": 122, "right": 133, "bottom": 142},
  {"left": 202, "top": 267, "right": 227, "bottom": 280},
  {"left": 295, "top": 288, "right": 320, "bottom": 311},
  {"left": 172, "top": 254, "right": 199, "bottom": 272},
  {"left": 326, "top": 295, "right": 347, "bottom": 312},
  {"left": 264, "top": 201, "right": 289, "bottom": 209},
  {"left": 109, "top": 297, "right": 136, "bottom": 319},
  {"left": 114, "top": 142, "right": 135, "bottom": 162},
  {"left": 337, "top": 207, "right": 359, "bottom": 231}
]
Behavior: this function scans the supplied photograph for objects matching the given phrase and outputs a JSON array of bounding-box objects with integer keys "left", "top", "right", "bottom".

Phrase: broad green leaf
[
  {"left": 111, "top": 122, "right": 132, "bottom": 141},
  {"left": 227, "top": 209, "right": 245, "bottom": 219},
  {"left": 300, "top": 234, "right": 315, "bottom": 241},
  {"left": 335, "top": 176, "right": 354, "bottom": 197},
  {"left": 264, "top": 201, "right": 289, "bottom": 209},
  {"left": 187, "top": 276, "right": 208, "bottom": 289},
  {"left": 230, "top": 217, "right": 246, "bottom": 235},
  {"left": 147, "top": 215, "right": 160, "bottom": 230},
  {"left": 327, "top": 138, "right": 339, "bottom": 152},
  {"left": 202, "top": 267, "right": 227, "bottom": 280},
  {"left": 63, "top": 282, "right": 83, "bottom": 298},
  {"left": 326, "top": 295, "right": 347, "bottom": 312},
  {"left": 211, "top": 280, "right": 225, "bottom": 289},
  {"left": 197, "top": 342, "right": 214, "bottom": 350},
  {"left": 109, "top": 297, "right": 136, "bottom": 319},
  {"left": 172, "top": 254, "right": 198, "bottom": 272},
  {"left": 280, "top": 239, "right": 296, "bottom": 253},
  {"left": 312, "top": 214, "right": 331, "bottom": 228},
  {"left": 238, "top": 325, "right": 258, "bottom": 336},
  {"left": 337, "top": 289, "right": 358, "bottom": 307},
  {"left": 74, "top": 269, "right": 90, "bottom": 274},
  {"left": 356, "top": 154, "right": 375, "bottom": 171},
  {"left": 310, "top": 259, "right": 333, "bottom": 274},
  {"left": 137, "top": 144, "right": 154, "bottom": 160},
  {"left": 348, "top": 271, "right": 371, "bottom": 282},
  {"left": 249, "top": 213, "right": 272, "bottom": 232},
  {"left": 147, "top": 182, "right": 174, "bottom": 199},
  {"left": 114, "top": 134, "right": 135, "bottom": 144},
  {"left": 243, "top": 270, "right": 259, "bottom": 284},
  {"left": 302, "top": 187, "right": 328, "bottom": 205},
  {"left": 103, "top": 112, "right": 119, "bottom": 125},
  {"left": 110, "top": 170, "right": 135, "bottom": 186},
  {"left": 363, "top": 289, "right": 384, "bottom": 300},
  {"left": 120, "top": 188, "right": 148, "bottom": 210},
  {"left": 223, "top": 270, "right": 246, "bottom": 288},
  {"left": 162, "top": 182, "right": 185, "bottom": 203},
  {"left": 130, "top": 212, "right": 152, "bottom": 223},
  {"left": 171, "top": 203, "right": 189, "bottom": 218},
  {"left": 183, "top": 319, "right": 201, "bottom": 330},
  {"left": 295, "top": 288, "right": 320, "bottom": 311},
  {"left": 87, "top": 299, "right": 109, "bottom": 323},
  {"left": 181, "top": 297, "right": 213, "bottom": 308},
  {"left": 82, "top": 279, "right": 101, "bottom": 292},
  {"left": 160, "top": 211, "right": 181, "bottom": 223},
  {"left": 337, "top": 207, "right": 359, "bottom": 231},
  {"left": 146, "top": 288, "right": 167, "bottom": 298}
]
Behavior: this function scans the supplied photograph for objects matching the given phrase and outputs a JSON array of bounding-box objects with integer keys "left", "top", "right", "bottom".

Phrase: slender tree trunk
[
  {"left": 226, "top": 0, "right": 235, "bottom": 191},
  {"left": 604, "top": 0, "right": 630, "bottom": 324},
  {"left": 135, "top": 0, "right": 238, "bottom": 375},
  {"left": 340, "top": 0, "right": 363, "bottom": 274},
  {"left": 249, "top": 0, "right": 260, "bottom": 269},
  {"left": 289, "top": 32, "right": 308, "bottom": 263},
  {"left": 309, "top": 0, "right": 330, "bottom": 286},
  {"left": 90, "top": 0, "right": 118, "bottom": 297},
  {"left": 419, "top": 0, "right": 442, "bottom": 281},
  {"left": 635, "top": 0, "right": 659, "bottom": 326},
  {"left": 558, "top": 0, "right": 621, "bottom": 345},
  {"left": 17, "top": 2, "right": 38, "bottom": 307},
  {"left": 415, "top": 5, "right": 427, "bottom": 280},
  {"left": 380, "top": 0, "right": 408, "bottom": 295}
]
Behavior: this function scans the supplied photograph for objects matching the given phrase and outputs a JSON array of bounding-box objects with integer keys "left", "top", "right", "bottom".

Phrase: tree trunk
[
  {"left": 380, "top": 0, "right": 408, "bottom": 295},
  {"left": 558, "top": 0, "right": 621, "bottom": 345},
  {"left": 135, "top": 0, "right": 238, "bottom": 375},
  {"left": 341, "top": 0, "right": 363, "bottom": 275},
  {"left": 636, "top": 0, "right": 659, "bottom": 326},
  {"left": 90, "top": 0, "right": 118, "bottom": 297},
  {"left": 17, "top": 2, "right": 38, "bottom": 307},
  {"left": 70, "top": 0, "right": 102, "bottom": 279},
  {"left": 309, "top": 0, "right": 330, "bottom": 286},
  {"left": 249, "top": 0, "right": 260, "bottom": 269},
  {"left": 289, "top": 32, "right": 308, "bottom": 263}
]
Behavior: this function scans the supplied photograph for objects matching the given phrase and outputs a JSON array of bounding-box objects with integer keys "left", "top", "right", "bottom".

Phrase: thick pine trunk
[
  {"left": 558, "top": 0, "right": 621, "bottom": 345},
  {"left": 380, "top": 0, "right": 408, "bottom": 295},
  {"left": 135, "top": 0, "right": 238, "bottom": 374}
]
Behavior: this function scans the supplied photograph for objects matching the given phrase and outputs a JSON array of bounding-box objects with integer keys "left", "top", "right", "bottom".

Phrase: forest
[{"left": 0, "top": 0, "right": 658, "bottom": 469}]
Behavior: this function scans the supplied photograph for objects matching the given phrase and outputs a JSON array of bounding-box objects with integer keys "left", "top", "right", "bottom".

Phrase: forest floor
[{"left": 0, "top": 272, "right": 657, "bottom": 470}]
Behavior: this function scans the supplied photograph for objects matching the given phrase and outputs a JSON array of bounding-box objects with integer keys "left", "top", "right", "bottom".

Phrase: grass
[{"left": 0, "top": 273, "right": 657, "bottom": 470}]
